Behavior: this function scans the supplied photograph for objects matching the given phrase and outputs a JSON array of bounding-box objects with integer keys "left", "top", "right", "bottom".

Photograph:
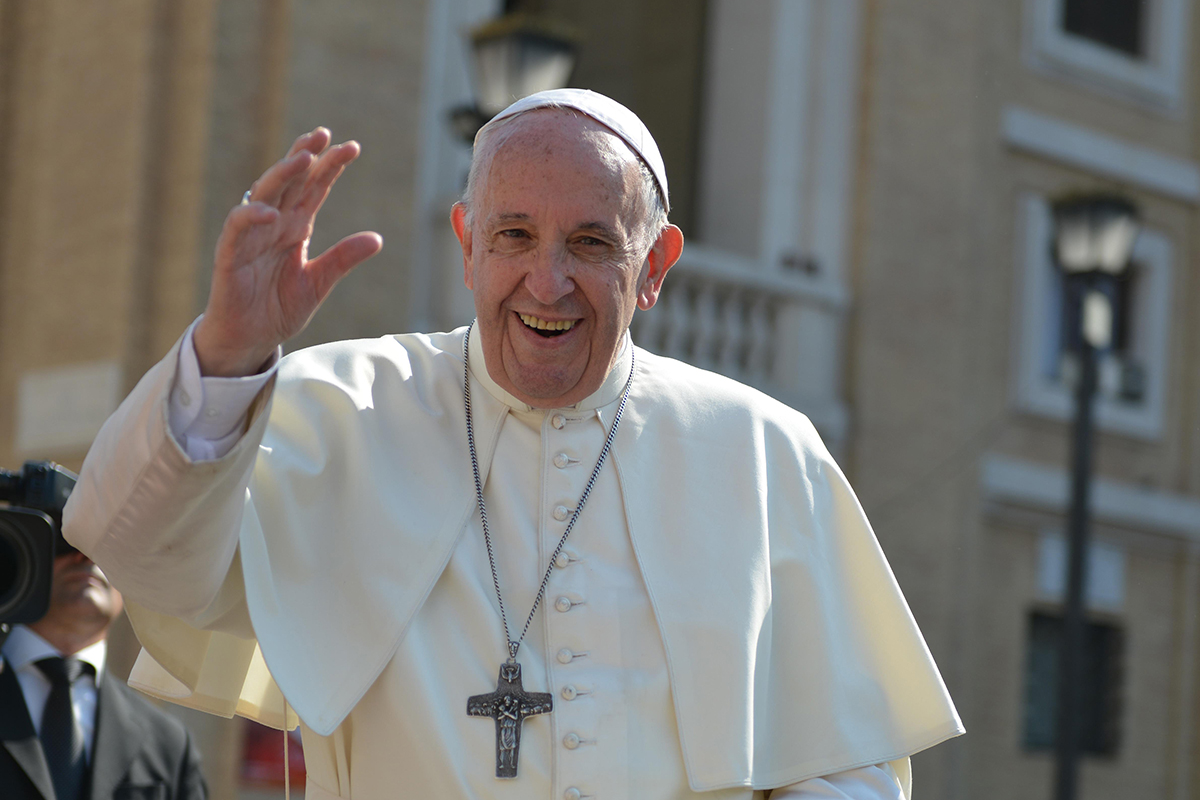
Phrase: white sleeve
[
  {"left": 168, "top": 318, "right": 280, "bottom": 461},
  {"left": 64, "top": 321, "right": 280, "bottom": 620},
  {"left": 768, "top": 763, "right": 906, "bottom": 800}
]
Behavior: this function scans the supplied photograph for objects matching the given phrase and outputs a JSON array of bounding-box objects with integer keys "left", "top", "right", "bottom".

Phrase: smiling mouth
[{"left": 518, "top": 313, "right": 578, "bottom": 337}]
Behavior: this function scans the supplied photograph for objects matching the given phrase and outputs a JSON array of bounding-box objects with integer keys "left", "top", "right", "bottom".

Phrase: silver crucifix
[{"left": 467, "top": 662, "right": 552, "bottom": 778}]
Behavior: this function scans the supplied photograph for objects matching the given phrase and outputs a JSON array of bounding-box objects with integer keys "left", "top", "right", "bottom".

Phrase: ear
[
  {"left": 450, "top": 202, "right": 474, "bottom": 289},
  {"left": 636, "top": 224, "right": 684, "bottom": 311}
]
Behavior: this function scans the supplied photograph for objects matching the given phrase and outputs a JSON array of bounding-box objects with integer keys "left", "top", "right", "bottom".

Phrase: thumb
[{"left": 306, "top": 232, "right": 384, "bottom": 300}]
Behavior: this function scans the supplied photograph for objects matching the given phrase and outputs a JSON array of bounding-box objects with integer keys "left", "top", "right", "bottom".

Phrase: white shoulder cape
[{"left": 65, "top": 328, "right": 963, "bottom": 791}]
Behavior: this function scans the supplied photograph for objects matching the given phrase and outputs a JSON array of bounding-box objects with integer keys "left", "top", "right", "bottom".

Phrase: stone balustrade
[{"left": 631, "top": 244, "right": 849, "bottom": 449}]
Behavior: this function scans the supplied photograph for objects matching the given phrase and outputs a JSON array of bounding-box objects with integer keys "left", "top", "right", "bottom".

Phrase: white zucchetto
[{"left": 475, "top": 88, "right": 670, "bottom": 213}]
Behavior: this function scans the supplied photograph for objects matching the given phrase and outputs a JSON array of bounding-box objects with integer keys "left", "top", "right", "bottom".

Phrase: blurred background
[{"left": 1, "top": 0, "right": 1198, "bottom": 798}]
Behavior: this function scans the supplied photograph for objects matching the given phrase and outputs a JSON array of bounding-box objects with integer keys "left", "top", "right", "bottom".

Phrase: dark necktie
[{"left": 35, "top": 656, "right": 90, "bottom": 800}]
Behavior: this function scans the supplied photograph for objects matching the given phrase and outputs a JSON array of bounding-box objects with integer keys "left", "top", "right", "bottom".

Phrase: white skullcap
[{"left": 475, "top": 88, "right": 670, "bottom": 213}]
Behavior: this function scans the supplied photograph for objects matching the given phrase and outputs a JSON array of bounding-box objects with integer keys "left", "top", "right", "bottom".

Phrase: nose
[{"left": 524, "top": 246, "right": 575, "bottom": 305}]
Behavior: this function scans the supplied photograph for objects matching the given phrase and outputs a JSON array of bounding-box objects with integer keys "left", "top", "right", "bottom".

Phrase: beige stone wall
[
  {"left": 848, "top": 0, "right": 1200, "bottom": 798},
  {"left": 0, "top": 0, "right": 216, "bottom": 470},
  {"left": 965, "top": 519, "right": 1191, "bottom": 799},
  {"left": 195, "top": 0, "right": 431, "bottom": 359},
  {"left": 847, "top": 2, "right": 1000, "bottom": 791}
]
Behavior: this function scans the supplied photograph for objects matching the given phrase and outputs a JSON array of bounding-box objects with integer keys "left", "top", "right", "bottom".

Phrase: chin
[{"left": 505, "top": 363, "right": 586, "bottom": 402}]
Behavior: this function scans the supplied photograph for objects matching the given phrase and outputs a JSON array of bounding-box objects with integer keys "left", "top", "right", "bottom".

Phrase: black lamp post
[
  {"left": 450, "top": 4, "right": 579, "bottom": 144},
  {"left": 1051, "top": 193, "right": 1139, "bottom": 800}
]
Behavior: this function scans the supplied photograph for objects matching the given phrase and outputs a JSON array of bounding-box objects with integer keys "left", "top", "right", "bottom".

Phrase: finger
[
  {"left": 244, "top": 129, "right": 328, "bottom": 205},
  {"left": 250, "top": 150, "right": 316, "bottom": 207},
  {"left": 285, "top": 127, "right": 331, "bottom": 159},
  {"left": 289, "top": 141, "right": 361, "bottom": 216},
  {"left": 305, "top": 231, "right": 383, "bottom": 299},
  {"left": 214, "top": 202, "right": 280, "bottom": 271}
]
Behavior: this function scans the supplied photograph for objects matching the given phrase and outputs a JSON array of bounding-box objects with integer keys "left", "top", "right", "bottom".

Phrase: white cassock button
[
  {"left": 554, "top": 552, "right": 572, "bottom": 569},
  {"left": 204, "top": 407, "right": 220, "bottom": 418},
  {"left": 557, "top": 648, "right": 575, "bottom": 664},
  {"left": 563, "top": 733, "right": 581, "bottom": 750},
  {"left": 551, "top": 414, "right": 566, "bottom": 430},
  {"left": 564, "top": 788, "right": 582, "bottom": 800},
  {"left": 179, "top": 390, "right": 191, "bottom": 407},
  {"left": 554, "top": 596, "right": 572, "bottom": 613},
  {"left": 561, "top": 685, "right": 578, "bottom": 700},
  {"left": 553, "top": 505, "right": 570, "bottom": 521},
  {"left": 553, "top": 453, "right": 570, "bottom": 469}
]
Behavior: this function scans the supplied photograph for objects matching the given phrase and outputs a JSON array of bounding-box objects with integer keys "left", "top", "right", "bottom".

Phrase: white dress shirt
[
  {"left": 154, "top": 321, "right": 906, "bottom": 800},
  {"left": 2, "top": 625, "right": 106, "bottom": 762}
]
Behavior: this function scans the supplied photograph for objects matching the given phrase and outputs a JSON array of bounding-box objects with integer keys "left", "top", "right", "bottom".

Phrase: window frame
[
  {"left": 1012, "top": 192, "right": 1173, "bottom": 440},
  {"left": 1024, "top": 0, "right": 1191, "bottom": 112}
]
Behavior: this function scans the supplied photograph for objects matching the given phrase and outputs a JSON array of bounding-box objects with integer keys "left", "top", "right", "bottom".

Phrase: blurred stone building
[{"left": 2, "top": 0, "right": 1198, "bottom": 798}]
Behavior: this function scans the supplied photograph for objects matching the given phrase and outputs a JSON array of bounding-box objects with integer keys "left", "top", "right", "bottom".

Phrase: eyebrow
[
  {"left": 486, "top": 214, "right": 622, "bottom": 240},
  {"left": 577, "top": 222, "right": 620, "bottom": 239},
  {"left": 489, "top": 212, "right": 532, "bottom": 225}
]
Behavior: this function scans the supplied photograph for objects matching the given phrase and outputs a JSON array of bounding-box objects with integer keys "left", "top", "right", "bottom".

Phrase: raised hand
[{"left": 193, "top": 128, "right": 384, "bottom": 377}]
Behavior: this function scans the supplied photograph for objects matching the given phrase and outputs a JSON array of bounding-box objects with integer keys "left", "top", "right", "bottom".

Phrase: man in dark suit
[{"left": 1, "top": 548, "right": 208, "bottom": 800}]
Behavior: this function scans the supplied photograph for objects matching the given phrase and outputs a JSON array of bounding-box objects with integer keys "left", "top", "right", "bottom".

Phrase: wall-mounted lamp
[{"left": 450, "top": 9, "right": 579, "bottom": 145}]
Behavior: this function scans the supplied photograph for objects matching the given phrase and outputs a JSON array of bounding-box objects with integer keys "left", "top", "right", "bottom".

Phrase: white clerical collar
[
  {"left": 2, "top": 624, "right": 107, "bottom": 680},
  {"left": 467, "top": 324, "right": 633, "bottom": 413}
]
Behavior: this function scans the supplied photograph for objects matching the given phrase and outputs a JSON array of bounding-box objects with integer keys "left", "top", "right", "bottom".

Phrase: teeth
[{"left": 520, "top": 314, "right": 577, "bottom": 331}]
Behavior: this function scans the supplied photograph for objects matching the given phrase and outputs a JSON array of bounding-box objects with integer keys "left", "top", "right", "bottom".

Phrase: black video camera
[{"left": 0, "top": 461, "right": 78, "bottom": 632}]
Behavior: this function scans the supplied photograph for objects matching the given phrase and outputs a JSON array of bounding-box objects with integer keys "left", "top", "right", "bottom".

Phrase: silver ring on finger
[{"left": 240, "top": 190, "right": 252, "bottom": 206}]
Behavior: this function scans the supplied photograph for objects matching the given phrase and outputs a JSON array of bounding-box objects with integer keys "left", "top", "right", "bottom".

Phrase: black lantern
[
  {"left": 1050, "top": 193, "right": 1139, "bottom": 800},
  {"left": 1053, "top": 195, "right": 1139, "bottom": 352},
  {"left": 450, "top": 10, "right": 579, "bottom": 144}
]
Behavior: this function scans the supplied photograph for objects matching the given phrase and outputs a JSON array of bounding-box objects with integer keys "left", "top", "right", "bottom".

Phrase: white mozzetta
[
  {"left": 1002, "top": 106, "right": 1200, "bottom": 202},
  {"left": 65, "top": 327, "right": 962, "bottom": 795}
]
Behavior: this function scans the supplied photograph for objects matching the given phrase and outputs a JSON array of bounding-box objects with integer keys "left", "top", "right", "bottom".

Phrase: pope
[{"left": 64, "top": 90, "right": 963, "bottom": 799}]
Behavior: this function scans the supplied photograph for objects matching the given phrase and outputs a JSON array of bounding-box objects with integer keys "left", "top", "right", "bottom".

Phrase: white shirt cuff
[
  {"left": 769, "top": 764, "right": 906, "bottom": 799},
  {"left": 168, "top": 318, "right": 280, "bottom": 461}
]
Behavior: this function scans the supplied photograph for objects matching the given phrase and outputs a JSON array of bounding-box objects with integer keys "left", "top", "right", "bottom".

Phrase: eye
[
  {"left": 576, "top": 236, "right": 607, "bottom": 247},
  {"left": 500, "top": 229, "right": 529, "bottom": 239}
]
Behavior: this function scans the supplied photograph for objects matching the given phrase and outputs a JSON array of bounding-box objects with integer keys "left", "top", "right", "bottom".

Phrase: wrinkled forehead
[{"left": 469, "top": 113, "right": 651, "bottom": 232}]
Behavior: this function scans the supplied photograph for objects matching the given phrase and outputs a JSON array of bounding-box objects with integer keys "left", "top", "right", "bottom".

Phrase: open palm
[{"left": 194, "top": 128, "right": 383, "bottom": 376}]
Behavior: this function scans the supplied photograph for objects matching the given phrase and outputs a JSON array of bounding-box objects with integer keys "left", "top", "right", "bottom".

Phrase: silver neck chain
[{"left": 462, "top": 322, "right": 635, "bottom": 663}]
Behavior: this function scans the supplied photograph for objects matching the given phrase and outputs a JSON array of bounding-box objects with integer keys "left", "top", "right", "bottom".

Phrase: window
[
  {"left": 1024, "top": 0, "right": 1190, "bottom": 110},
  {"left": 1023, "top": 611, "right": 1124, "bottom": 756},
  {"left": 1062, "top": 0, "right": 1147, "bottom": 58},
  {"left": 1036, "top": 531, "right": 1126, "bottom": 612},
  {"left": 1012, "top": 193, "right": 1172, "bottom": 439}
]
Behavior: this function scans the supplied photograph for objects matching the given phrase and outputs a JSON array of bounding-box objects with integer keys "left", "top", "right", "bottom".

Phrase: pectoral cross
[{"left": 467, "top": 662, "right": 552, "bottom": 778}]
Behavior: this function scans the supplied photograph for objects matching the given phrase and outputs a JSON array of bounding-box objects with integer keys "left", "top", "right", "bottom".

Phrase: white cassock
[{"left": 64, "top": 322, "right": 964, "bottom": 799}]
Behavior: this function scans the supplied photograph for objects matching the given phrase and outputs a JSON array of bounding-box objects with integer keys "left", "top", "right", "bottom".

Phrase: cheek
[
  {"left": 82, "top": 584, "right": 118, "bottom": 614},
  {"left": 475, "top": 256, "right": 526, "bottom": 296}
]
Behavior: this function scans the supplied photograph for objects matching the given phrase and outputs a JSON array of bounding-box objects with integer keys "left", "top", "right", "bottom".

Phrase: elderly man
[
  {"left": 1, "top": 546, "right": 207, "bottom": 800},
  {"left": 64, "top": 90, "right": 962, "bottom": 799}
]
